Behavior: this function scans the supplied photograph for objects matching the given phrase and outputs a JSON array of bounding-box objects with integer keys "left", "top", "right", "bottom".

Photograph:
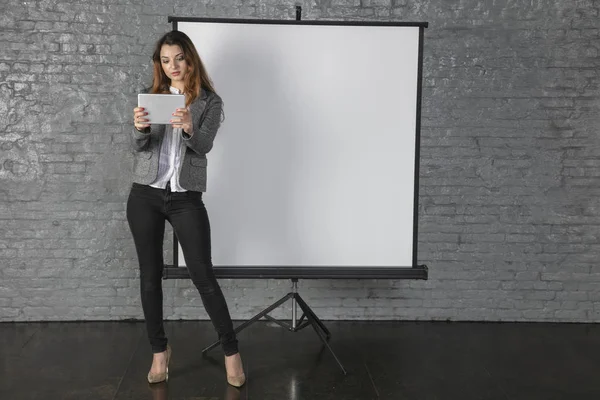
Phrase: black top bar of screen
[{"left": 168, "top": 16, "right": 428, "bottom": 28}]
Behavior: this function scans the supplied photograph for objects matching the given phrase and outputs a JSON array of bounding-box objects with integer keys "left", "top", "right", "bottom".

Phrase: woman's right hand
[{"left": 134, "top": 107, "right": 150, "bottom": 131}]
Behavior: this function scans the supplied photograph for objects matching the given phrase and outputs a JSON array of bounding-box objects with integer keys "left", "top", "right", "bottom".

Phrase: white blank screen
[{"left": 177, "top": 21, "right": 420, "bottom": 267}]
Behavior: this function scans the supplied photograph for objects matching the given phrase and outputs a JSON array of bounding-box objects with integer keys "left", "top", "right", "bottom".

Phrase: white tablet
[{"left": 138, "top": 94, "right": 185, "bottom": 124}]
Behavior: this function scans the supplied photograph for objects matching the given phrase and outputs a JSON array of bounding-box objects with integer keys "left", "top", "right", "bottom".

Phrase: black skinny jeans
[{"left": 126, "top": 182, "right": 238, "bottom": 356}]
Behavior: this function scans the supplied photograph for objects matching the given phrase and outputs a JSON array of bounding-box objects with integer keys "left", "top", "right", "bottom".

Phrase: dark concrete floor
[{"left": 1, "top": 319, "right": 599, "bottom": 399}]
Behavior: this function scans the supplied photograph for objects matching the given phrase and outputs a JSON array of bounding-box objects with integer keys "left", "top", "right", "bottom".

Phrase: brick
[{"left": 1, "top": 0, "right": 599, "bottom": 324}]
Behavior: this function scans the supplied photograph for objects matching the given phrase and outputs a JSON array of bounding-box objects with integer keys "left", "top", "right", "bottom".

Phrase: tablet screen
[{"left": 138, "top": 94, "right": 185, "bottom": 125}]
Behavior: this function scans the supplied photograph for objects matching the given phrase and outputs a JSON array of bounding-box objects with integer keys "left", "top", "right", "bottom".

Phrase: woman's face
[{"left": 160, "top": 44, "right": 188, "bottom": 83}]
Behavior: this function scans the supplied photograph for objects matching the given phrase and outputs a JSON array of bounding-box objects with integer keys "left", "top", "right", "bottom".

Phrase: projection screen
[{"left": 164, "top": 17, "right": 428, "bottom": 280}]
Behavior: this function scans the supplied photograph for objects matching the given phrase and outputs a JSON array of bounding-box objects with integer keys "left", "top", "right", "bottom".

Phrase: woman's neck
[{"left": 171, "top": 82, "right": 185, "bottom": 93}]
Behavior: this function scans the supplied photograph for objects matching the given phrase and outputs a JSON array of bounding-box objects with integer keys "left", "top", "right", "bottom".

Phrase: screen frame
[{"left": 163, "top": 16, "right": 428, "bottom": 280}]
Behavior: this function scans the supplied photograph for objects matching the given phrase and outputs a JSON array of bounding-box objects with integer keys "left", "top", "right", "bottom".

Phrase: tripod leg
[
  {"left": 202, "top": 293, "right": 293, "bottom": 354},
  {"left": 304, "top": 307, "right": 347, "bottom": 375},
  {"left": 294, "top": 295, "right": 346, "bottom": 374},
  {"left": 295, "top": 294, "right": 331, "bottom": 339}
]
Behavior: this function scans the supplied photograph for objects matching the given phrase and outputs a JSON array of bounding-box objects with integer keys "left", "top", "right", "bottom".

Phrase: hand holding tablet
[{"left": 170, "top": 107, "right": 193, "bottom": 134}]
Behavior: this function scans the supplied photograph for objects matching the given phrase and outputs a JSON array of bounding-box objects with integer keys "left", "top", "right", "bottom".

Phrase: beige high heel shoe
[
  {"left": 148, "top": 345, "right": 172, "bottom": 384},
  {"left": 225, "top": 354, "right": 246, "bottom": 388},
  {"left": 227, "top": 372, "right": 246, "bottom": 388}
]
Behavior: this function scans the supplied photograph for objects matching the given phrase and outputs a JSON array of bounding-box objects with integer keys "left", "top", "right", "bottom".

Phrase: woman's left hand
[{"left": 171, "top": 108, "right": 193, "bottom": 135}]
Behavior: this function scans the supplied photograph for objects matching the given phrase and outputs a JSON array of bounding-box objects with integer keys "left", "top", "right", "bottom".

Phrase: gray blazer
[{"left": 131, "top": 88, "right": 223, "bottom": 192}]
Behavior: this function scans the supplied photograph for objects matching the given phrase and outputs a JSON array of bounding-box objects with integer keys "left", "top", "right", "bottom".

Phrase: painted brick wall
[{"left": 1, "top": 0, "right": 599, "bottom": 322}]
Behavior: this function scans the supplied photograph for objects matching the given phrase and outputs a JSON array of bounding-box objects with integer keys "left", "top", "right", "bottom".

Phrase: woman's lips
[{"left": 171, "top": 71, "right": 180, "bottom": 77}]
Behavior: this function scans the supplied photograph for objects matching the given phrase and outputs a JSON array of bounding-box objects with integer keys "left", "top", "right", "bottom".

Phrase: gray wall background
[{"left": 1, "top": 0, "right": 599, "bottom": 322}]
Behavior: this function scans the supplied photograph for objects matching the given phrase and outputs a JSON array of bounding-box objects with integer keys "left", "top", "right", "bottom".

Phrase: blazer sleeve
[
  {"left": 182, "top": 95, "right": 223, "bottom": 155},
  {"left": 131, "top": 87, "right": 152, "bottom": 152},
  {"left": 131, "top": 127, "right": 152, "bottom": 152}
]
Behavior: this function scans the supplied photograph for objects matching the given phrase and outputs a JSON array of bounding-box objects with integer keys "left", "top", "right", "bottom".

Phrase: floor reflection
[{"left": 147, "top": 381, "right": 241, "bottom": 400}]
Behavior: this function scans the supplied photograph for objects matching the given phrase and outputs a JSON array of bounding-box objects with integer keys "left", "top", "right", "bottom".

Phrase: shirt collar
[{"left": 169, "top": 86, "right": 208, "bottom": 100}]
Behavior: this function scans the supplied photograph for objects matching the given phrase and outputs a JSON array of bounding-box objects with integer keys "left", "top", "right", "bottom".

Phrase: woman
[{"left": 128, "top": 30, "right": 245, "bottom": 387}]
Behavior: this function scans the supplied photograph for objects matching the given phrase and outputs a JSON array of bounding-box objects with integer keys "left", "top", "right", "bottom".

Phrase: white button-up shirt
[{"left": 149, "top": 86, "right": 186, "bottom": 192}]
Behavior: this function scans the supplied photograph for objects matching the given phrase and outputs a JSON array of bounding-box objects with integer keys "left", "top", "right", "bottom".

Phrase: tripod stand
[{"left": 202, "top": 278, "right": 347, "bottom": 375}]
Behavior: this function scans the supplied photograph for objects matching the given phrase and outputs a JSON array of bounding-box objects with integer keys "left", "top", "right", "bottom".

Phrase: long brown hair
[{"left": 150, "top": 30, "right": 216, "bottom": 106}]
